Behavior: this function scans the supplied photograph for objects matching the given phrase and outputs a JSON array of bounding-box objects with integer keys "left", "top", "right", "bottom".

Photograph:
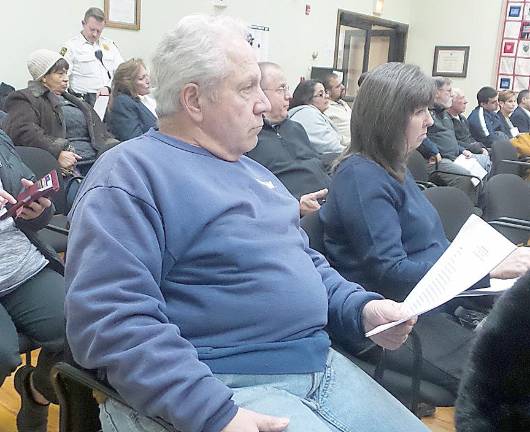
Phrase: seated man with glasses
[
  {"left": 247, "top": 63, "right": 330, "bottom": 216},
  {"left": 288, "top": 79, "right": 343, "bottom": 155}
]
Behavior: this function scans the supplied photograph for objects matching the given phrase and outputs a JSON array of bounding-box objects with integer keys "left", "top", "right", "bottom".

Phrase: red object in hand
[
  {"left": 0, "top": 170, "right": 60, "bottom": 220},
  {"left": 305, "top": 4, "right": 311, "bottom": 15}
]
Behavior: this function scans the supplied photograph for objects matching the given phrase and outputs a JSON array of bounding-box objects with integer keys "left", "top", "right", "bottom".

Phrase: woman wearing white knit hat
[{"left": 3, "top": 49, "right": 118, "bottom": 179}]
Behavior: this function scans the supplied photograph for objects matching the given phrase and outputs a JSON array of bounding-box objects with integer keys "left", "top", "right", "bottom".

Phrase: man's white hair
[
  {"left": 152, "top": 15, "right": 249, "bottom": 118},
  {"left": 452, "top": 88, "right": 464, "bottom": 97}
]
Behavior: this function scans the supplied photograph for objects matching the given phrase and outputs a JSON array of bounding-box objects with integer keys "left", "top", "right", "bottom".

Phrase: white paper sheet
[
  {"left": 365, "top": 215, "right": 517, "bottom": 337},
  {"left": 453, "top": 155, "right": 488, "bottom": 186},
  {"left": 93, "top": 96, "right": 109, "bottom": 121}
]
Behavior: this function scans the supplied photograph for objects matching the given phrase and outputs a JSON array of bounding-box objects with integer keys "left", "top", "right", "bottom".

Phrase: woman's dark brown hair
[
  {"left": 289, "top": 79, "right": 322, "bottom": 110},
  {"left": 111, "top": 58, "right": 146, "bottom": 99},
  {"left": 334, "top": 62, "right": 435, "bottom": 182}
]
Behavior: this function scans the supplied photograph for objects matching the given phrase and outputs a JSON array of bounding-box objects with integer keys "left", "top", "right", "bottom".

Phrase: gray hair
[
  {"left": 433, "top": 76, "right": 451, "bottom": 90},
  {"left": 334, "top": 62, "right": 435, "bottom": 182},
  {"left": 258, "top": 62, "right": 282, "bottom": 88},
  {"left": 152, "top": 15, "right": 249, "bottom": 118}
]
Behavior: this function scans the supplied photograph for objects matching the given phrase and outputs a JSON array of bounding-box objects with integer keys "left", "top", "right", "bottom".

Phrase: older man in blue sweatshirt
[{"left": 64, "top": 15, "right": 426, "bottom": 432}]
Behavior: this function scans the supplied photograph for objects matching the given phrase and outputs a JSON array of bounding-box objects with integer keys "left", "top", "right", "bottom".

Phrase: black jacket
[
  {"left": 247, "top": 118, "right": 330, "bottom": 200},
  {"left": 0, "top": 130, "right": 64, "bottom": 275},
  {"left": 510, "top": 106, "right": 530, "bottom": 133}
]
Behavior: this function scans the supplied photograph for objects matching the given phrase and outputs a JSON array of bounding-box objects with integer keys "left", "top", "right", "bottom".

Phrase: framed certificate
[
  {"left": 432, "top": 46, "right": 470, "bottom": 78},
  {"left": 104, "top": 0, "right": 141, "bottom": 30}
]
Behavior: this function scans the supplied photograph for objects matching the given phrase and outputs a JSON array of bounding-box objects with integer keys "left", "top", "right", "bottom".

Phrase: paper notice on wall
[
  {"left": 365, "top": 215, "right": 517, "bottom": 337},
  {"left": 108, "top": 0, "right": 136, "bottom": 24},
  {"left": 248, "top": 25, "right": 270, "bottom": 62}
]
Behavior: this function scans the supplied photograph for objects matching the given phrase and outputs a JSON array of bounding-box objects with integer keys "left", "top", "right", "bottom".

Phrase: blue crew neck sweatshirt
[{"left": 65, "top": 129, "right": 380, "bottom": 432}]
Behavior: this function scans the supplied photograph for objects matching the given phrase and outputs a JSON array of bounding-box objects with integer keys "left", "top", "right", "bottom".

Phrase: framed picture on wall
[
  {"left": 104, "top": 0, "right": 141, "bottom": 30},
  {"left": 432, "top": 46, "right": 470, "bottom": 78}
]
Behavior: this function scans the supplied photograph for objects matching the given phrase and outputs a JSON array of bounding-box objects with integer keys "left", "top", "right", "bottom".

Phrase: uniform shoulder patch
[{"left": 60, "top": 47, "right": 68, "bottom": 56}]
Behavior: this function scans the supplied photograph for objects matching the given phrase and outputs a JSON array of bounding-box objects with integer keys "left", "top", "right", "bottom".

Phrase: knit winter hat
[{"left": 27, "top": 49, "right": 63, "bottom": 81}]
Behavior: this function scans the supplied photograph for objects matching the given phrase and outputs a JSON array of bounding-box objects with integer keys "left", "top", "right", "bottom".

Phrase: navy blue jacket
[
  {"left": 510, "top": 106, "right": 530, "bottom": 133},
  {"left": 107, "top": 93, "right": 157, "bottom": 141},
  {"left": 467, "top": 106, "right": 505, "bottom": 146}
]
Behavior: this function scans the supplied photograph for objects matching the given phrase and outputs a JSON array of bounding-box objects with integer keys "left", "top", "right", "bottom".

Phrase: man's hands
[
  {"left": 427, "top": 153, "right": 442, "bottom": 166},
  {"left": 58, "top": 150, "right": 82, "bottom": 170},
  {"left": 97, "top": 86, "right": 110, "bottom": 97},
  {"left": 299, "top": 188, "right": 328, "bottom": 217},
  {"left": 0, "top": 179, "right": 51, "bottom": 221},
  {"left": 462, "top": 150, "right": 472, "bottom": 158},
  {"left": 222, "top": 408, "right": 289, "bottom": 432},
  {"left": 362, "top": 300, "right": 417, "bottom": 350},
  {"left": 490, "top": 247, "right": 530, "bottom": 279}
]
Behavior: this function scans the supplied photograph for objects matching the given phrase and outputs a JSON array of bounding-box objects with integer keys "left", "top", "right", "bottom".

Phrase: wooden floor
[{"left": 0, "top": 352, "right": 454, "bottom": 432}]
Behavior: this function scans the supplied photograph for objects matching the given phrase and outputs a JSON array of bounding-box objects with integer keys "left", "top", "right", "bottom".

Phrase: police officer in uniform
[{"left": 61, "top": 7, "right": 123, "bottom": 106}]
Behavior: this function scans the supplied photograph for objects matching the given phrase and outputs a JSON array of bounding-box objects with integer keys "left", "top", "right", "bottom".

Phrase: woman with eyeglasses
[
  {"left": 288, "top": 79, "right": 343, "bottom": 155},
  {"left": 107, "top": 58, "right": 158, "bottom": 141},
  {"left": 4, "top": 49, "right": 118, "bottom": 177}
]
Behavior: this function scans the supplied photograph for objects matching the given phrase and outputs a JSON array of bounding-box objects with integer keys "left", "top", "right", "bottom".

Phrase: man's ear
[{"left": 180, "top": 83, "right": 203, "bottom": 123}]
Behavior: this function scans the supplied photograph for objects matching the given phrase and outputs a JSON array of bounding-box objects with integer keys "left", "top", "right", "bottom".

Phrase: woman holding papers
[
  {"left": 3, "top": 49, "right": 117, "bottom": 176},
  {"left": 320, "top": 62, "right": 530, "bottom": 395},
  {"left": 321, "top": 62, "right": 530, "bottom": 301},
  {"left": 0, "top": 129, "right": 64, "bottom": 431}
]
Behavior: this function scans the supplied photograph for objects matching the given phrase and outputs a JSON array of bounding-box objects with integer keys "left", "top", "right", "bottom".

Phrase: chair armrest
[
  {"left": 431, "top": 169, "right": 482, "bottom": 183},
  {"left": 42, "top": 223, "right": 69, "bottom": 236},
  {"left": 500, "top": 159, "right": 530, "bottom": 167},
  {"left": 493, "top": 217, "right": 530, "bottom": 228},
  {"left": 50, "top": 362, "right": 174, "bottom": 430},
  {"left": 489, "top": 220, "right": 530, "bottom": 232},
  {"left": 51, "top": 362, "right": 125, "bottom": 405},
  {"left": 415, "top": 181, "right": 437, "bottom": 190}
]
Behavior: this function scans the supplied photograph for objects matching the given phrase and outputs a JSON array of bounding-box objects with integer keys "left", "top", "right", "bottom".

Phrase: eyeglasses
[
  {"left": 262, "top": 84, "right": 290, "bottom": 96},
  {"left": 312, "top": 90, "right": 328, "bottom": 99}
]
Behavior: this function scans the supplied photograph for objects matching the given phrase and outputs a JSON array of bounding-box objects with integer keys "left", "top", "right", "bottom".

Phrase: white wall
[
  {"left": 405, "top": 0, "right": 505, "bottom": 114},
  {"left": 2, "top": 0, "right": 505, "bottom": 110},
  {"left": 3, "top": 0, "right": 413, "bottom": 90}
]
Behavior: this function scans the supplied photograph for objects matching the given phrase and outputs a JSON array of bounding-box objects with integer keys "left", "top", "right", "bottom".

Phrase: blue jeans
[{"left": 99, "top": 349, "right": 429, "bottom": 432}]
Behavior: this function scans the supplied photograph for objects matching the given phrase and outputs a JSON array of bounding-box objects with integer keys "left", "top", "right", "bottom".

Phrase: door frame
[{"left": 334, "top": 10, "right": 408, "bottom": 100}]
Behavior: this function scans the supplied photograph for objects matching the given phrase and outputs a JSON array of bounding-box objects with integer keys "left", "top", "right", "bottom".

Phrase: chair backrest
[
  {"left": 15, "top": 146, "right": 67, "bottom": 214},
  {"left": 482, "top": 173, "right": 530, "bottom": 244},
  {"left": 482, "top": 173, "right": 530, "bottom": 222},
  {"left": 423, "top": 186, "right": 474, "bottom": 241},
  {"left": 490, "top": 139, "right": 521, "bottom": 177},
  {"left": 406, "top": 150, "right": 430, "bottom": 183},
  {"left": 300, "top": 210, "right": 326, "bottom": 254}
]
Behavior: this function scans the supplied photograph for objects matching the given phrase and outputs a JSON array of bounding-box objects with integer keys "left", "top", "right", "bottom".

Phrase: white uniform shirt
[
  {"left": 324, "top": 99, "right": 352, "bottom": 147},
  {"left": 61, "top": 33, "right": 123, "bottom": 94}
]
